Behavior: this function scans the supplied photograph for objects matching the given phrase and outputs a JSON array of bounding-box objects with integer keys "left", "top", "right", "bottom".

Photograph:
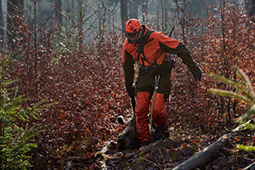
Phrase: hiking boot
[{"left": 153, "top": 124, "right": 169, "bottom": 140}]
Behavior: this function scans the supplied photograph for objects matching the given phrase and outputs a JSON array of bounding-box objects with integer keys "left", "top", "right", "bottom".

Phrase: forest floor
[{"left": 84, "top": 123, "right": 255, "bottom": 170}]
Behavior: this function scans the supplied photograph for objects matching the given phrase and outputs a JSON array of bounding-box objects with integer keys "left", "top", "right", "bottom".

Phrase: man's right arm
[{"left": 122, "top": 50, "right": 135, "bottom": 97}]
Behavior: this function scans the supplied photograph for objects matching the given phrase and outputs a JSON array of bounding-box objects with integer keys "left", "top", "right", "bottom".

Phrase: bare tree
[
  {"left": 160, "top": 0, "right": 168, "bottom": 33},
  {"left": 129, "top": 0, "right": 138, "bottom": 19},
  {"left": 141, "top": 0, "right": 148, "bottom": 22},
  {"left": 71, "top": 0, "right": 75, "bottom": 12},
  {"left": 7, "top": 0, "right": 24, "bottom": 48},
  {"left": 76, "top": 0, "right": 97, "bottom": 45},
  {"left": 54, "top": 0, "right": 62, "bottom": 26},
  {"left": 246, "top": 0, "right": 255, "bottom": 20},
  {"left": 121, "top": 0, "right": 128, "bottom": 34},
  {"left": 0, "top": 0, "right": 4, "bottom": 50},
  {"left": 64, "top": 0, "right": 70, "bottom": 28},
  {"left": 77, "top": 0, "right": 84, "bottom": 47},
  {"left": 98, "top": 0, "right": 108, "bottom": 42},
  {"left": 174, "top": 0, "right": 188, "bottom": 45}
]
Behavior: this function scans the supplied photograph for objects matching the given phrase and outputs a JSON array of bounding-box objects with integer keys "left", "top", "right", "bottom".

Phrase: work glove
[
  {"left": 127, "top": 87, "right": 135, "bottom": 98},
  {"left": 192, "top": 69, "right": 202, "bottom": 81}
]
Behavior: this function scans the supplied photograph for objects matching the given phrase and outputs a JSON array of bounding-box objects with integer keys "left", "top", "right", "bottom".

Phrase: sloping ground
[
  {"left": 104, "top": 139, "right": 197, "bottom": 169},
  {"left": 91, "top": 125, "right": 255, "bottom": 170}
]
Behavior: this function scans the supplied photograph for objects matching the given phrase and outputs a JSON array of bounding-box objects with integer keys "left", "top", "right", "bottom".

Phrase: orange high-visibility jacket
[{"left": 122, "top": 25, "right": 200, "bottom": 92}]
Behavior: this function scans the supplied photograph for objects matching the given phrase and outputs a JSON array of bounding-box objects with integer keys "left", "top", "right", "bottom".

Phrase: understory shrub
[{"left": 0, "top": 54, "right": 52, "bottom": 170}]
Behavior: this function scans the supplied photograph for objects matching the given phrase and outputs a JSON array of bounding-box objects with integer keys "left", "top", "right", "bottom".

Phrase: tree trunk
[
  {"left": 77, "top": 0, "right": 83, "bottom": 47},
  {"left": 173, "top": 134, "right": 231, "bottom": 170},
  {"left": 175, "top": 0, "right": 187, "bottom": 45},
  {"left": 129, "top": 0, "right": 138, "bottom": 19},
  {"left": 246, "top": 0, "right": 255, "bottom": 21},
  {"left": 244, "top": 162, "right": 255, "bottom": 170},
  {"left": 161, "top": 0, "right": 164, "bottom": 31},
  {"left": 173, "top": 121, "right": 251, "bottom": 170},
  {"left": 121, "top": 0, "right": 128, "bottom": 34},
  {"left": 99, "top": 0, "right": 108, "bottom": 42},
  {"left": 156, "top": 3, "right": 160, "bottom": 30},
  {"left": 164, "top": 0, "right": 168, "bottom": 33},
  {"left": 98, "top": 1, "right": 102, "bottom": 41},
  {"left": 33, "top": 1, "right": 38, "bottom": 79},
  {"left": 54, "top": 0, "right": 62, "bottom": 26},
  {"left": 65, "top": 0, "right": 70, "bottom": 28},
  {"left": 7, "top": 0, "right": 24, "bottom": 49},
  {"left": 70, "top": 0, "right": 75, "bottom": 13},
  {"left": 0, "top": 0, "right": 4, "bottom": 51},
  {"left": 142, "top": 0, "right": 148, "bottom": 22}
]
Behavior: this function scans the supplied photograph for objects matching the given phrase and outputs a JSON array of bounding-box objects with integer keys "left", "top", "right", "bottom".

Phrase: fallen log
[
  {"left": 243, "top": 162, "right": 255, "bottom": 170},
  {"left": 172, "top": 121, "right": 251, "bottom": 170}
]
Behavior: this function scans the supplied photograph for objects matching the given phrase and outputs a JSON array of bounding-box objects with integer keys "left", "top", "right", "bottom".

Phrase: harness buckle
[{"left": 155, "top": 75, "right": 160, "bottom": 90}]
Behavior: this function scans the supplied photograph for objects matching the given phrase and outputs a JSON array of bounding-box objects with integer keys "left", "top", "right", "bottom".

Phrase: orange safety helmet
[
  {"left": 125, "top": 19, "right": 141, "bottom": 33},
  {"left": 125, "top": 19, "right": 142, "bottom": 43}
]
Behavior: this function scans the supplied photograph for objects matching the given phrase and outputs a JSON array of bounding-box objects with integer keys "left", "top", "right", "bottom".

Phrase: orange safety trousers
[{"left": 135, "top": 92, "right": 167, "bottom": 142}]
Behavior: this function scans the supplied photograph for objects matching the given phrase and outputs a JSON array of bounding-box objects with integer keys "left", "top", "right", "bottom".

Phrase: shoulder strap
[
  {"left": 145, "top": 30, "right": 155, "bottom": 40},
  {"left": 137, "top": 30, "right": 155, "bottom": 65},
  {"left": 137, "top": 30, "right": 154, "bottom": 54}
]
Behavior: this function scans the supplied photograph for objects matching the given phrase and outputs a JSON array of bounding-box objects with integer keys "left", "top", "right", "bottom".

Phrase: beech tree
[
  {"left": 246, "top": 0, "right": 255, "bottom": 20},
  {"left": 54, "top": 0, "right": 62, "bottom": 25},
  {"left": 7, "top": 0, "right": 24, "bottom": 48},
  {"left": 121, "top": 0, "right": 128, "bottom": 34},
  {"left": 0, "top": 0, "right": 3, "bottom": 49},
  {"left": 141, "top": 0, "right": 148, "bottom": 22},
  {"left": 129, "top": 0, "right": 138, "bottom": 19}
]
